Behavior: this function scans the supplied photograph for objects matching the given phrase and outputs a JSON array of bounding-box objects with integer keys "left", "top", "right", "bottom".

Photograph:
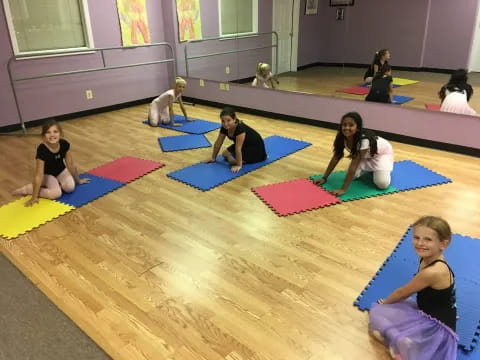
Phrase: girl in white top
[
  {"left": 314, "top": 112, "right": 394, "bottom": 196},
  {"left": 148, "top": 77, "right": 189, "bottom": 126},
  {"left": 252, "top": 63, "right": 279, "bottom": 89}
]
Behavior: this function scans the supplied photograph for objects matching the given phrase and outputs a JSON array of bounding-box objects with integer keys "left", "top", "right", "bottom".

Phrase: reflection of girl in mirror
[
  {"left": 365, "top": 64, "right": 393, "bottom": 103},
  {"left": 252, "top": 63, "right": 279, "bottom": 88},
  {"left": 207, "top": 107, "right": 267, "bottom": 173},
  {"left": 369, "top": 216, "right": 458, "bottom": 360},
  {"left": 439, "top": 69, "right": 476, "bottom": 116},
  {"left": 363, "top": 49, "right": 391, "bottom": 84},
  {"left": 313, "top": 112, "right": 393, "bottom": 196}
]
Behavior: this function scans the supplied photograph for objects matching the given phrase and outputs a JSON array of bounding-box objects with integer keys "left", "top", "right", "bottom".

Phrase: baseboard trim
[
  {"left": 0, "top": 98, "right": 155, "bottom": 134},
  {"left": 183, "top": 96, "right": 479, "bottom": 157},
  {"left": 297, "top": 62, "right": 454, "bottom": 74}
]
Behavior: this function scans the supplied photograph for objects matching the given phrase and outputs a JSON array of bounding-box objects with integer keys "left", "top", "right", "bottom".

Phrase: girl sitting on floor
[
  {"left": 13, "top": 120, "right": 89, "bottom": 206},
  {"left": 148, "top": 77, "right": 190, "bottom": 126},
  {"left": 369, "top": 216, "right": 458, "bottom": 360},
  {"left": 207, "top": 107, "right": 267, "bottom": 173}
]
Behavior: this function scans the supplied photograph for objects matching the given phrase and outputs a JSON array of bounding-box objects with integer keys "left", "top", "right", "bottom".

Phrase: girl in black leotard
[
  {"left": 369, "top": 216, "right": 458, "bottom": 360},
  {"left": 207, "top": 107, "right": 267, "bottom": 173}
]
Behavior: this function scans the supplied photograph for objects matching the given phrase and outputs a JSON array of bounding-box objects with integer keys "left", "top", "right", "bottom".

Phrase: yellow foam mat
[
  {"left": 0, "top": 197, "right": 75, "bottom": 240},
  {"left": 393, "top": 77, "right": 419, "bottom": 86}
]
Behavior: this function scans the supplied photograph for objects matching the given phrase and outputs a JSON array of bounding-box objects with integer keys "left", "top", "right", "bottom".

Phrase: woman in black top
[
  {"left": 12, "top": 120, "right": 88, "bottom": 206},
  {"left": 207, "top": 107, "right": 267, "bottom": 172},
  {"left": 363, "top": 49, "right": 391, "bottom": 84},
  {"left": 365, "top": 64, "right": 393, "bottom": 103}
]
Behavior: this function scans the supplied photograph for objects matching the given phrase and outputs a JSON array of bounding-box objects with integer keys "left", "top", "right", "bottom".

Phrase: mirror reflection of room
[{"left": 183, "top": 0, "right": 480, "bottom": 116}]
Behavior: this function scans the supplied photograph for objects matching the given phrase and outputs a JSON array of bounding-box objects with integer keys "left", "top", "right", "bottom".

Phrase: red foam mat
[
  {"left": 335, "top": 86, "right": 369, "bottom": 95},
  {"left": 87, "top": 156, "right": 165, "bottom": 183},
  {"left": 425, "top": 103, "right": 441, "bottom": 111},
  {"left": 252, "top": 178, "right": 341, "bottom": 216}
]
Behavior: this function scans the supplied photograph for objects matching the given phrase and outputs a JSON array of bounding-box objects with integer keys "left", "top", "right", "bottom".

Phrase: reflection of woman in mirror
[
  {"left": 313, "top": 112, "right": 394, "bottom": 196},
  {"left": 365, "top": 64, "right": 393, "bottom": 103},
  {"left": 207, "top": 107, "right": 267, "bottom": 173},
  {"left": 439, "top": 69, "right": 476, "bottom": 116},
  {"left": 252, "top": 63, "right": 279, "bottom": 89},
  {"left": 363, "top": 49, "right": 391, "bottom": 84}
]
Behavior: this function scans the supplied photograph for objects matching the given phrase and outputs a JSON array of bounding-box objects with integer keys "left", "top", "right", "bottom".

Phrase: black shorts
[{"left": 227, "top": 143, "right": 267, "bottom": 164}]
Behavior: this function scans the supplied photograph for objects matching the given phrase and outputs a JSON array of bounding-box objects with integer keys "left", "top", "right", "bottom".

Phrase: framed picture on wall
[
  {"left": 329, "top": 0, "right": 354, "bottom": 6},
  {"left": 305, "top": 0, "right": 319, "bottom": 15}
]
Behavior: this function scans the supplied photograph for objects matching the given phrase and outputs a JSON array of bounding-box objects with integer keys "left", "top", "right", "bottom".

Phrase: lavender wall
[
  {"left": 185, "top": 78, "right": 480, "bottom": 150},
  {"left": 422, "top": 0, "right": 478, "bottom": 69},
  {"left": 163, "top": 0, "right": 273, "bottom": 82},
  {"left": 0, "top": 0, "right": 172, "bottom": 128},
  {"left": 297, "top": 0, "right": 479, "bottom": 69}
]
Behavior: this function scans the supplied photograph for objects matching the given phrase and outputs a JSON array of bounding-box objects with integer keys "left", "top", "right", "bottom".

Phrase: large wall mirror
[{"left": 176, "top": 0, "right": 480, "bottom": 117}]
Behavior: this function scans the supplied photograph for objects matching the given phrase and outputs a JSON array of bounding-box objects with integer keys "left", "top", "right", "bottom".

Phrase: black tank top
[{"left": 416, "top": 259, "right": 457, "bottom": 331}]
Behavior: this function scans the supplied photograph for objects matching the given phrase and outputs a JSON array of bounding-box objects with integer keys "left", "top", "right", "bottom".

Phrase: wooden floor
[
  {"left": 271, "top": 66, "right": 480, "bottom": 113},
  {"left": 1, "top": 104, "right": 479, "bottom": 360}
]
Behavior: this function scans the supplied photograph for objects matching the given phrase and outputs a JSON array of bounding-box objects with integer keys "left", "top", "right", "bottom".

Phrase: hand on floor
[
  {"left": 231, "top": 165, "right": 242, "bottom": 173},
  {"left": 330, "top": 189, "right": 346, "bottom": 196},
  {"left": 24, "top": 197, "right": 39, "bottom": 207}
]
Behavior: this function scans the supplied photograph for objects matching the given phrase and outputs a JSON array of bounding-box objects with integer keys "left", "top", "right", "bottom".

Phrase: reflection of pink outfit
[
  {"left": 252, "top": 71, "right": 273, "bottom": 88},
  {"left": 148, "top": 89, "right": 180, "bottom": 125},
  {"left": 440, "top": 90, "right": 476, "bottom": 116}
]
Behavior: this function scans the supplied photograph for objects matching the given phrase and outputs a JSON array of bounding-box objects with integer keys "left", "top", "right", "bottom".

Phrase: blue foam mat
[
  {"left": 354, "top": 228, "right": 480, "bottom": 351},
  {"left": 392, "top": 95, "right": 414, "bottom": 105},
  {"left": 390, "top": 160, "right": 451, "bottom": 191},
  {"left": 158, "top": 134, "right": 211, "bottom": 152},
  {"left": 143, "top": 115, "right": 221, "bottom": 134},
  {"left": 167, "top": 136, "right": 311, "bottom": 191},
  {"left": 56, "top": 174, "right": 125, "bottom": 207}
]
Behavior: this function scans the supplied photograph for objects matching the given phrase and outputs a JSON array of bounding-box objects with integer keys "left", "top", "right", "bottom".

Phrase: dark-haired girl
[
  {"left": 313, "top": 112, "right": 394, "bottom": 196},
  {"left": 207, "top": 108, "right": 267, "bottom": 173},
  {"left": 365, "top": 64, "right": 393, "bottom": 103},
  {"left": 439, "top": 69, "right": 476, "bottom": 116},
  {"left": 13, "top": 120, "right": 88, "bottom": 206},
  {"left": 363, "top": 49, "right": 391, "bottom": 84}
]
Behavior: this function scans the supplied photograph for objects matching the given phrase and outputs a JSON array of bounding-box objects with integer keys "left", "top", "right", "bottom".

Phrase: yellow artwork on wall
[
  {"left": 176, "top": 0, "right": 203, "bottom": 42},
  {"left": 117, "top": 0, "right": 151, "bottom": 45}
]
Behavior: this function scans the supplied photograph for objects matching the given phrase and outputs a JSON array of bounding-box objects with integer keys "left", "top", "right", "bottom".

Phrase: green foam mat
[{"left": 310, "top": 171, "right": 397, "bottom": 201}]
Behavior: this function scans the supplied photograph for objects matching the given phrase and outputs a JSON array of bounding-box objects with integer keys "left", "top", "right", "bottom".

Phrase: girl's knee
[
  {"left": 374, "top": 179, "right": 390, "bottom": 189},
  {"left": 61, "top": 179, "right": 76, "bottom": 193},
  {"left": 43, "top": 188, "right": 62, "bottom": 199}
]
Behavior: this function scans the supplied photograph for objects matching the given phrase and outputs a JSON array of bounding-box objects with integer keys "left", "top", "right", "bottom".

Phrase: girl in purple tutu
[{"left": 369, "top": 216, "right": 458, "bottom": 359}]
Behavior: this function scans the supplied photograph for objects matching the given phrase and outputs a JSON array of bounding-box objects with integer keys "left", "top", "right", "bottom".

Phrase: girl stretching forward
[
  {"left": 13, "top": 120, "right": 88, "bottom": 206},
  {"left": 314, "top": 112, "right": 394, "bottom": 196},
  {"left": 148, "top": 77, "right": 189, "bottom": 126},
  {"left": 252, "top": 63, "right": 279, "bottom": 89},
  {"left": 369, "top": 216, "right": 458, "bottom": 359},
  {"left": 207, "top": 107, "right": 267, "bottom": 173}
]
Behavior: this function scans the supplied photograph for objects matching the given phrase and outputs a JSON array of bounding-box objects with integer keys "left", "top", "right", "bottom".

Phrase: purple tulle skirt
[{"left": 369, "top": 299, "right": 458, "bottom": 360}]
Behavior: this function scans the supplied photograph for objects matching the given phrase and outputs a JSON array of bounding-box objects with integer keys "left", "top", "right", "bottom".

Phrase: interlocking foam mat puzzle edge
[
  {"left": 251, "top": 178, "right": 341, "bottom": 216},
  {"left": 167, "top": 136, "right": 312, "bottom": 191},
  {"left": 0, "top": 197, "right": 75, "bottom": 240},
  {"left": 354, "top": 227, "right": 480, "bottom": 352},
  {"left": 310, "top": 160, "right": 451, "bottom": 203},
  {"left": 158, "top": 134, "right": 211, "bottom": 152},
  {"left": 142, "top": 115, "right": 221, "bottom": 134},
  {"left": 1, "top": 156, "right": 164, "bottom": 240}
]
